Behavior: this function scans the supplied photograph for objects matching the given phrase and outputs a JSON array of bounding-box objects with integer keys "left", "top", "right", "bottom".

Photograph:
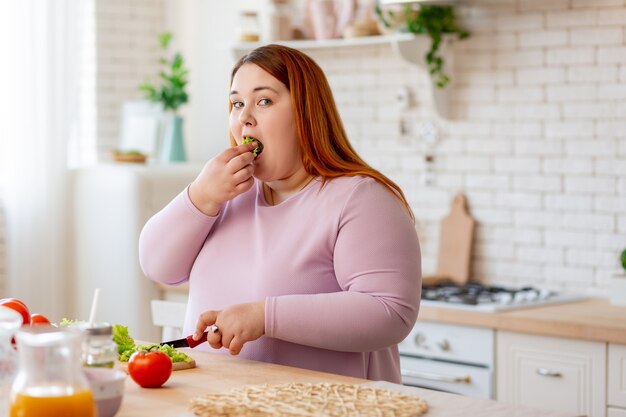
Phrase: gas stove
[{"left": 420, "top": 281, "right": 586, "bottom": 312}]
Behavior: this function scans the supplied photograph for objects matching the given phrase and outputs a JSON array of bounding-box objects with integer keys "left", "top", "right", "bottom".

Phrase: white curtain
[{"left": 0, "top": 1, "right": 87, "bottom": 320}]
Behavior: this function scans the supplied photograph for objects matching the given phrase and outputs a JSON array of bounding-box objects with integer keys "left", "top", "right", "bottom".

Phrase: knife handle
[{"left": 186, "top": 332, "right": 208, "bottom": 349}]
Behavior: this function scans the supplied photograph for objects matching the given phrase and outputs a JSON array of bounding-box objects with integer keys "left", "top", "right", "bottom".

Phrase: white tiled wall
[{"left": 2, "top": 0, "right": 617, "bottom": 297}]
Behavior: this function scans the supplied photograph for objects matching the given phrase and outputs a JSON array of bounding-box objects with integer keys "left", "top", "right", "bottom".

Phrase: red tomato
[
  {"left": 30, "top": 313, "right": 50, "bottom": 325},
  {"left": 0, "top": 298, "right": 30, "bottom": 325},
  {"left": 128, "top": 350, "right": 172, "bottom": 388}
]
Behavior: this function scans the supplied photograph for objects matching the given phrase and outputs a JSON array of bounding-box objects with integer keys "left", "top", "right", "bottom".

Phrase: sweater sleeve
[
  {"left": 265, "top": 179, "right": 421, "bottom": 352},
  {"left": 138, "top": 186, "right": 218, "bottom": 285}
]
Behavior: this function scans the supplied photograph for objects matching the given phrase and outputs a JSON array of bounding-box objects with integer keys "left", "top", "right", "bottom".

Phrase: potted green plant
[
  {"left": 375, "top": 3, "right": 469, "bottom": 88},
  {"left": 610, "top": 248, "right": 626, "bottom": 306},
  {"left": 139, "top": 32, "right": 189, "bottom": 162}
]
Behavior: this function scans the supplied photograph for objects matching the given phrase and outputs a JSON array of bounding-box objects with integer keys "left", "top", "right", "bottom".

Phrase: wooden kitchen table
[{"left": 116, "top": 350, "right": 575, "bottom": 417}]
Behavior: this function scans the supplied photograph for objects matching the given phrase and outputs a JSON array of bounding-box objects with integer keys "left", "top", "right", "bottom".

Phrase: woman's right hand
[{"left": 188, "top": 142, "right": 257, "bottom": 216}]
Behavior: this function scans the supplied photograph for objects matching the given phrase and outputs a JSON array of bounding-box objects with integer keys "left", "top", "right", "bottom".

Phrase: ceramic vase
[{"left": 160, "top": 113, "right": 186, "bottom": 162}]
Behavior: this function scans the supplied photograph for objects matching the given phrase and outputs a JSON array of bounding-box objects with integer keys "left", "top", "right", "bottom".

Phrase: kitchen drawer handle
[
  {"left": 536, "top": 368, "right": 562, "bottom": 378},
  {"left": 401, "top": 369, "right": 472, "bottom": 384}
]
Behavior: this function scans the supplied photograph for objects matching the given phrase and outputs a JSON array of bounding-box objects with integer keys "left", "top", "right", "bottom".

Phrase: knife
[{"left": 161, "top": 325, "right": 219, "bottom": 349}]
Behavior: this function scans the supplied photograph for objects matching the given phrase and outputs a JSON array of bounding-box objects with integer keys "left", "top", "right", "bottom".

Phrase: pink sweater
[{"left": 139, "top": 176, "right": 421, "bottom": 382}]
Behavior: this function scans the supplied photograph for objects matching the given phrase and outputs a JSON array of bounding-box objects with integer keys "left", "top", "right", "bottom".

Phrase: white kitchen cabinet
[
  {"left": 496, "top": 331, "right": 606, "bottom": 417},
  {"left": 609, "top": 343, "right": 626, "bottom": 414},
  {"left": 72, "top": 162, "right": 201, "bottom": 341}
]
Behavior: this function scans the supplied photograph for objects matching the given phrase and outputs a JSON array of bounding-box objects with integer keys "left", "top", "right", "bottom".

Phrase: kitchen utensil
[
  {"left": 161, "top": 325, "right": 219, "bottom": 349},
  {"left": 423, "top": 192, "right": 475, "bottom": 286},
  {"left": 162, "top": 333, "right": 207, "bottom": 349}
]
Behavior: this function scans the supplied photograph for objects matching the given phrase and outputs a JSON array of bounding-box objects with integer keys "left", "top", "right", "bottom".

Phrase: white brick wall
[
  {"left": 301, "top": 0, "right": 626, "bottom": 295},
  {"left": 94, "top": 0, "right": 165, "bottom": 154}
]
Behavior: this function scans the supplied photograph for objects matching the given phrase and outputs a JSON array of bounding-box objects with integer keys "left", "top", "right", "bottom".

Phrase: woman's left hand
[{"left": 193, "top": 301, "right": 265, "bottom": 355}]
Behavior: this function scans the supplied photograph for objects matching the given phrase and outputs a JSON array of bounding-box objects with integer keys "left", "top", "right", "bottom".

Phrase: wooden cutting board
[{"left": 423, "top": 193, "right": 475, "bottom": 286}]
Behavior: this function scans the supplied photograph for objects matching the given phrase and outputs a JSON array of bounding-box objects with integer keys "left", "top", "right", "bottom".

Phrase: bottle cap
[{"left": 81, "top": 323, "right": 113, "bottom": 336}]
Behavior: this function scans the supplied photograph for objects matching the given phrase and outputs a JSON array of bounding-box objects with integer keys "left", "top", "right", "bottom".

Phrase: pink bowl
[{"left": 84, "top": 367, "right": 126, "bottom": 417}]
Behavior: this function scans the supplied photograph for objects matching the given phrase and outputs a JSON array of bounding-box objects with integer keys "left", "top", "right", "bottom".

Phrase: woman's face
[{"left": 229, "top": 63, "right": 301, "bottom": 182}]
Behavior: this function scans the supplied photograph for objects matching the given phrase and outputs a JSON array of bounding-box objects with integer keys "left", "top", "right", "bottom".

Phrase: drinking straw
[{"left": 88, "top": 288, "right": 100, "bottom": 325}]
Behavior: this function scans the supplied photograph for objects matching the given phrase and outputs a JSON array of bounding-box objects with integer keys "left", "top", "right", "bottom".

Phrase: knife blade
[{"left": 161, "top": 325, "right": 219, "bottom": 349}]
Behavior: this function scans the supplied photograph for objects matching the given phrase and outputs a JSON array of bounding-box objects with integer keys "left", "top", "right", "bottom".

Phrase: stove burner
[{"left": 421, "top": 281, "right": 553, "bottom": 306}]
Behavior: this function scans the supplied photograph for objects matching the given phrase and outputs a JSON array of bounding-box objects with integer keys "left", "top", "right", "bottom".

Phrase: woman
[{"left": 139, "top": 44, "right": 421, "bottom": 383}]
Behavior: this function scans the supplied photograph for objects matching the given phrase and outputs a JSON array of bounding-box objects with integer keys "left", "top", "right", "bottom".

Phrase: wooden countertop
[
  {"left": 116, "top": 350, "right": 572, "bottom": 417},
  {"left": 418, "top": 297, "right": 626, "bottom": 344}
]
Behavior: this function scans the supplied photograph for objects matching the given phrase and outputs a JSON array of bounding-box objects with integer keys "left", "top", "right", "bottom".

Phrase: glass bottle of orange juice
[{"left": 9, "top": 326, "right": 95, "bottom": 417}]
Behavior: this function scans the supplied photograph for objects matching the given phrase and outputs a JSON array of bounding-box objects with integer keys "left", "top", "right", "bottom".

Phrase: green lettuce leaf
[{"left": 112, "top": 324, "right": 136, "bottom": 355}]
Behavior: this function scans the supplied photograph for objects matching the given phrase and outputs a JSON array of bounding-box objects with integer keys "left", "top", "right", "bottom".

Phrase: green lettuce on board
[{"left": 112, "top": 324, "right": 193, "bottom": 363}]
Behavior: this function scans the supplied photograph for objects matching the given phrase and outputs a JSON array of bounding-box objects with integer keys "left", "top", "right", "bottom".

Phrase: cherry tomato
[
  {"left": 128, "top": 350, "right": 172, "bottom": 388},
  {"left": 30, "top": 313, "right": 50, "bottom": 325},
  {"left": 0, "top": 298, "right": 30, "bottom": 325}
]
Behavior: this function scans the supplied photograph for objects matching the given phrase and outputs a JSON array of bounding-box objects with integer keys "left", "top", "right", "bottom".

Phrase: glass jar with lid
[
  {"left": 259, "top": 0, "right": 293, "bottom": 41},
  {"left": 80, "top": 323, "right": 117, "bottom": 369},
  {"left": 10, "top": 327, "right": 96, "bottom": 417},
  {"left": 237, "top": 10, "right": 260, "bottom": 42}
]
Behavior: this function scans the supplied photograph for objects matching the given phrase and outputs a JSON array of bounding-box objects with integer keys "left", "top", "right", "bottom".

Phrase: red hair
[{"left": 230, "top": 44, "right": 414, "bottom": 220}]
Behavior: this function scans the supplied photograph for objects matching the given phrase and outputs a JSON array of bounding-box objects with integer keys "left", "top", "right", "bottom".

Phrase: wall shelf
[
  {"left": 231, "top": 32, "right": 453, "bottom": 119},
  {"left": 231, "top": 33, "right": 417, "bottom": 54}
]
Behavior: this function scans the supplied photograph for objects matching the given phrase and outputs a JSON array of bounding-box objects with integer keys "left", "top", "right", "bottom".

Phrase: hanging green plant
[
  {"left": 621, "top": 248, "right": 626, "bottom": 272},
  {"left": 139, "top": 32, "right": 189, "bottom": 113},
  {"left": 375, "top": 3, "right": 469, "bottom": 88}
]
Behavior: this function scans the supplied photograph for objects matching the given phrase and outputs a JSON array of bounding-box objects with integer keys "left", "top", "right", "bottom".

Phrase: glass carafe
[
  {"left": 9, "top": 327, "right": 95, "bottom": 417},
  {"left": 0, "top": 307, "right": 22, "bottom": 417}
]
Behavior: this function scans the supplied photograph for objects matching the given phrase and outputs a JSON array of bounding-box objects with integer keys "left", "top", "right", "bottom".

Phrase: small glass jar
[
  {"left": 238, "top": 11, "right": 260, "bottom": 42},
  {"left": 260, "top": 0, "right": 293, "bottom": 41},
  {"left": 80, "top": 324, "right": 117, "bottom": 369}
]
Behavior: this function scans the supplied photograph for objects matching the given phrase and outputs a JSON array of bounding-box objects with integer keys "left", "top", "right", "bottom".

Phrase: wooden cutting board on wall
[{"left": 423, "top": 193, "right": 475, "bottom": 286}]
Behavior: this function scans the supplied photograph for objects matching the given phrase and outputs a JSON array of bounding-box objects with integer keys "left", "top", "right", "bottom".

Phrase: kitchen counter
[
  {"left": 116, "top": 350, "right": 572, "bottom": 417},
  {"left": 419, "top": 297, "right": 626, "bottom": 344}
]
